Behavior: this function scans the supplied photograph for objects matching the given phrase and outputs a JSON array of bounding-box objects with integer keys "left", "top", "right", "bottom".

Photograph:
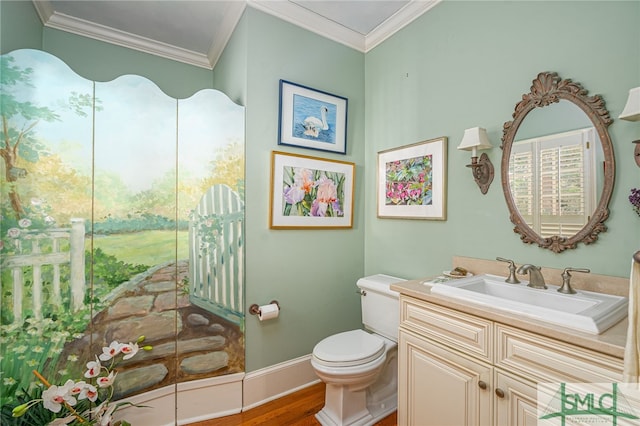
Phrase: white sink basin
[{"left": 431, "top": 274, "right": 628, "bottom": 334}]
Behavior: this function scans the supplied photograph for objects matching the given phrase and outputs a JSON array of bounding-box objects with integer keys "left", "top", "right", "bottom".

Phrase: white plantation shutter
[
  {"left": 509, "top": 149, "right": 534, "bottom": 228},
  {"left": 509, "top": 128, "right": 596, "bottom": 238}
]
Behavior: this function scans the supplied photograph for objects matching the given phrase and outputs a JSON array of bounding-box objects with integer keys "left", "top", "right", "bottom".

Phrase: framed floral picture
[
  {"left": 270, "top": 151, "right": 355, "bottom": 229},
  {"left": 377, "top": 137, "right": 448, "bottom": 220},
  {"left": 278, "top": 80, "right": 348, "bottom": 154}
]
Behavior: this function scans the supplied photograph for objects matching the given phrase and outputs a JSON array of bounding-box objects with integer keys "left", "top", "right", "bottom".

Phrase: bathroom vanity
[{"left": 391, "top": 257, "right": 629, "bottom": 426}]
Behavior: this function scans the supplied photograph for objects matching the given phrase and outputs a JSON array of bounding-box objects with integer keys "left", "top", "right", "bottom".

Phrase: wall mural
[{"left": 0, "top": 49, "right": 245, "bottom": 420}]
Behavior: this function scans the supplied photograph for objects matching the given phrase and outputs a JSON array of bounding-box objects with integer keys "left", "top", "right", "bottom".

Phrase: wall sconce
[
  {"left": 457, "top": 127, "right": 494, "bottom": 194},
  {"left": 620, "top": 87, "right": 640, "bottom": 121},
  {"left": 619, "top": 87, "right": 640, "bottom": 168}
]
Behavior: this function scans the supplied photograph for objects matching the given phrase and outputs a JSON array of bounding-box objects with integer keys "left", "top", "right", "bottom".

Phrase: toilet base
[
  {"left": 315, "top": 391, "right": 396, "bottom": 426},
  {"left": 315, "top": 384, "right": 372, "bottom": 426},
  {"left": 314, "top": 352, "right": 398, "bottom": 426}
]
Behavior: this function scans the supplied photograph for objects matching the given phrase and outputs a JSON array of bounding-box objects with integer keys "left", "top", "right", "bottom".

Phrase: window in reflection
[{"left": 509, "top": 127, "right": 597, "bottom": 238}]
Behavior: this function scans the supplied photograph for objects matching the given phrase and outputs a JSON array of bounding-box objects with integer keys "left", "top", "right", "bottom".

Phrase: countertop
[{"left": 391, "top": 277, "right": 628, "bottom": 359}]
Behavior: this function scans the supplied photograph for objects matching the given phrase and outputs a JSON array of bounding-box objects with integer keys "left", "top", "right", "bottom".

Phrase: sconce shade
[
  {"left": 620, "top": 87, "right": 640, "bottom": 121},
  {"left": 457, "top": 127, "right": 494, "bottom": 194},
  {"left": 457, "top": 127, "right": 494, "bottom": 152}
]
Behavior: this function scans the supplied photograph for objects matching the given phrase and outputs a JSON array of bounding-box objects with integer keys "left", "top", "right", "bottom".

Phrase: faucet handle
[
  {"left": 564, "top": 267, "right": 591, "bottom": 274},
  {"left": 496, "top": 257, "right": 520, "bottom": 284},
  {"left": 558, "top": 267, "right": 590, "bottom": 294}
]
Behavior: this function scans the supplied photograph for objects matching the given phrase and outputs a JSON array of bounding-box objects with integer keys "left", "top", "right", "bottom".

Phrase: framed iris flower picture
[
  {"left": 270, "top": 151, "right": 355, "bottom": 229},
  {"left": 377, "top": 137, "right": 448, "bottom": 220},
  {"left": 278, "top": 80, "right": 348, "bottom": 154}
]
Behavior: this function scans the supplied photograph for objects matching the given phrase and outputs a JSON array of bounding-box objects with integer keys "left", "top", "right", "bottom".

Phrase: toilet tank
[{"left": 357, "top": 274, "right": 406, "bottom": 342}]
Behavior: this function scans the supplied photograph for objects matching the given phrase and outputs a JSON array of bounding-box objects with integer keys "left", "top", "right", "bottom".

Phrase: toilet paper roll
[{"left": 258, "top": 303, "right": 279, "bottom": 321}]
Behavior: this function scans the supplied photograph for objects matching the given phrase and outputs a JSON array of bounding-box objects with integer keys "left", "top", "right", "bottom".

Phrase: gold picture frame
[{"left": 270, "top": 151, "right": 355, "bottom": 229}]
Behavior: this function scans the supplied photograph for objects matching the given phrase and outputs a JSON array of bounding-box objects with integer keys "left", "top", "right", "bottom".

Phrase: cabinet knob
[
  {"left": 495, "top": 388, "right": 505, "bottom": 398},
  {"left": 478, "top": 381, "right": 487, "bottom": 390}
]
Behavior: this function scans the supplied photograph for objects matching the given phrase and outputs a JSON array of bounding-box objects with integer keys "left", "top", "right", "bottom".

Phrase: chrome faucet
[{"left": 516, "top": 264, "right": 547, "bottom": 289}]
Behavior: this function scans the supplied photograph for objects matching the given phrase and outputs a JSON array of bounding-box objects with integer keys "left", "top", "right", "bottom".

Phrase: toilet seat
[{"left": 312, "top": 330, "right": 385, "bottom": 368}]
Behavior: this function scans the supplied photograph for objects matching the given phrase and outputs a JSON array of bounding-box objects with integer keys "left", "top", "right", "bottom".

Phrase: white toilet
[{"left": 311, "top": 274, "right": 405, "bottom": 426}]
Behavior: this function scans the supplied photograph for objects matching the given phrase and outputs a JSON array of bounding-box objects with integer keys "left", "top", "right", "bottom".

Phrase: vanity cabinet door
[
  {"left": 398, "top": 329, "right": 492, "bottom": 426},
  {"left": 494, "top": 370, "right": 539, "bottom": 426}
]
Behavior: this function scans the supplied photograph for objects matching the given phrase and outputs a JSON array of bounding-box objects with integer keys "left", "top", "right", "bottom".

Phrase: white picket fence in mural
[
  {"left": 189, "top": 184, "right": 244, "bottom": 325},
  {"left": 2, "top": 218, "right": 86, "bottom": 324}
]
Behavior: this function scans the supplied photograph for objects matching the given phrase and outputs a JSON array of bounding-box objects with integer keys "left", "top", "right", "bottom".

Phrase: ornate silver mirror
[{"left": 501, "top": 72, "right": 615, "bottom": 253}]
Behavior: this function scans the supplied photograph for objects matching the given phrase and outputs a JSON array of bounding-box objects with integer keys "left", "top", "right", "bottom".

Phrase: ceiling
[{"left": 32, "top": 0, "right": 440, "bottom": 70}]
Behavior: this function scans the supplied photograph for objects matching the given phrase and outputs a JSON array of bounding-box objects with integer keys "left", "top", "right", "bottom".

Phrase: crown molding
[
  {"left": 248, "top": 0, "right": 365, "bottom": 51},
  {"left": 32, "top": 0, "right": 215, "bottom": 69},
  {"left": 30, "top": 0, "right": 440, "bottom": 69},
  {"left": 208, "top": 2, "right": 247, "bottom": 68},
  {"left": 364, "top": 0, "right": 440, "bottom": 52},
  {"left": 249, "top": 0, "right": 440, "bottom": 53},
  {"left": 32, "top": 0, "right": 54, "bottom": 23}
]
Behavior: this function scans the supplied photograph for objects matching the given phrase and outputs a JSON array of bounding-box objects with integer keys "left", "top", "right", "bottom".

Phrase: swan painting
[
  {"left": 280, "top": 80, "right": 346, "bottom": 153},
  {"left": 302, "top": 105, "right": 329, "bottom": 138}
]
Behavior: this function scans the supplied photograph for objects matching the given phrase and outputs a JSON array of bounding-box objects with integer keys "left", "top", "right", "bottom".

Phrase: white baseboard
[
  {"left": 112, "top": 372, "right": 245, "bottom": 425},
  {"left": 111, "top": 356, "right": 319, "bottom": 424},
  {"left": 243, "top": 354, "right": 320, "bottom": 410},
  {"left": 177, "top": 373, "right": 245, "bottom": 424}
]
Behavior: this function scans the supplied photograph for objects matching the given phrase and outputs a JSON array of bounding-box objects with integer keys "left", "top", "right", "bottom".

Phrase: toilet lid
[{"left": 313, "top": 330, "right": 385, "bottom": 367}]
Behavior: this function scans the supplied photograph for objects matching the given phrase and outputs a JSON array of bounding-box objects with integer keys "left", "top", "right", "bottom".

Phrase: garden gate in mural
[{"left": 189, "top": 184, "right": 244, "bottom": 325}]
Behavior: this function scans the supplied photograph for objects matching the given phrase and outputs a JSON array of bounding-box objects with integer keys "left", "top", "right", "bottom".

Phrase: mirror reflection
[
  {"left": 501, "top": 72, "right": 615, "bottom": 253},
  {"left": 509, "top": 100, "right": 604, "bottom": 238}
]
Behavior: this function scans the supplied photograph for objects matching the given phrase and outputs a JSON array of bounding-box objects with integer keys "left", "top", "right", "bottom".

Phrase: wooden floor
[{"left": 188, "top": 382, "right": 397, "bottom": 426}]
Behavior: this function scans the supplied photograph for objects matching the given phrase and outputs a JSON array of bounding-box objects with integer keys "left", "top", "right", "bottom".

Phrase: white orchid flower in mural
[
  {"left": 68, "top": 380, "right": 85, "bottom": 396},
  {"left": 71, "top": 381, "right": 98, "bottom": 402},
  {"left": 99, "top": 340, "right": 123, "bottom": 361},
  {"left": 68, "top": 380, "right": 98, "bottom": 403},
  {"left": 120, "top": 342, "right": 140, "bottom": 360},
  {"left": 97, "top": 370, "right": 117, "bottom": 388},
  {"left": 42, "top": 380, "right": 76, "bottom": 413},
  {"left": 80, "top": 384, "right": 98, "bottom": 402},
  {"left": 84, "top": 355, "right": 102, "bottom": 378}
]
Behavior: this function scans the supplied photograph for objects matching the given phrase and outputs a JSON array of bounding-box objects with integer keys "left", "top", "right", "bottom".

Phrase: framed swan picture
[{"left": 278, "top": 80, "right": 348, "bottom": 154}]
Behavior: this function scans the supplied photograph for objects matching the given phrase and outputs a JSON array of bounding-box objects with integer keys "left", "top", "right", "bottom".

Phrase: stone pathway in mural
[{"left": 58, "top": 260, "right": 244, "bottom": 400}]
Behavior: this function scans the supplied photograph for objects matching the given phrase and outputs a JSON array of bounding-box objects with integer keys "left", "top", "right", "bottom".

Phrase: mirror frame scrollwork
[{"left": 501, "top": 71, "right": 615, "bottom": 253}]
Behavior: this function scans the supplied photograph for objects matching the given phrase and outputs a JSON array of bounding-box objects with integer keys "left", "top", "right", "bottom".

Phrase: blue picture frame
[{"left": 278, "top": 80, "right": 348, "bottom": 154}]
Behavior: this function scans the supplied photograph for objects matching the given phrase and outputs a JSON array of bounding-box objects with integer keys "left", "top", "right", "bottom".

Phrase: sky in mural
[{"left": 8, "top": 49, "right": 243, "bottom": 192}]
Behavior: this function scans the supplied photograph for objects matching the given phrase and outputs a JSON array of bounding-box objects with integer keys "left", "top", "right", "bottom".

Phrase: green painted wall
[
  {"left": 364, "top": 0, "right": 640, "bottom": 280},
  {"left": 212, "top": 10, "right": 248, "bottom": 106},
  {"left": 41, "top": 28, "right": 215, "bottom": 99},
  {"left": 0, "top": 0, "right": 42, "bottom": 52},
  {"left": 241, "top": 8, "right": 365, "bottom": 371}
]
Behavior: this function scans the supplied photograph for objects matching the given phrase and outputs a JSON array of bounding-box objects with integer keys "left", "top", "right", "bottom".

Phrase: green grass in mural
[{"left": 90, "top": 230, "right": 189, "bottom": 266}]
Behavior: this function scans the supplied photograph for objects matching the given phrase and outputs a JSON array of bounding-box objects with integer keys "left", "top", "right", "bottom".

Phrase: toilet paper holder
[{"left": 249, "top": 300, "right": 280, "bottom": 316}]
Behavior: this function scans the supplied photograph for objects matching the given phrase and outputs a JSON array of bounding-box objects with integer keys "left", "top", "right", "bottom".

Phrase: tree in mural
[
  {"left": 0, "top": 55, "right": 96, "bottom": 220},
  {"left": 202, "top": 142, "right": 244, "bottom": 196}
]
